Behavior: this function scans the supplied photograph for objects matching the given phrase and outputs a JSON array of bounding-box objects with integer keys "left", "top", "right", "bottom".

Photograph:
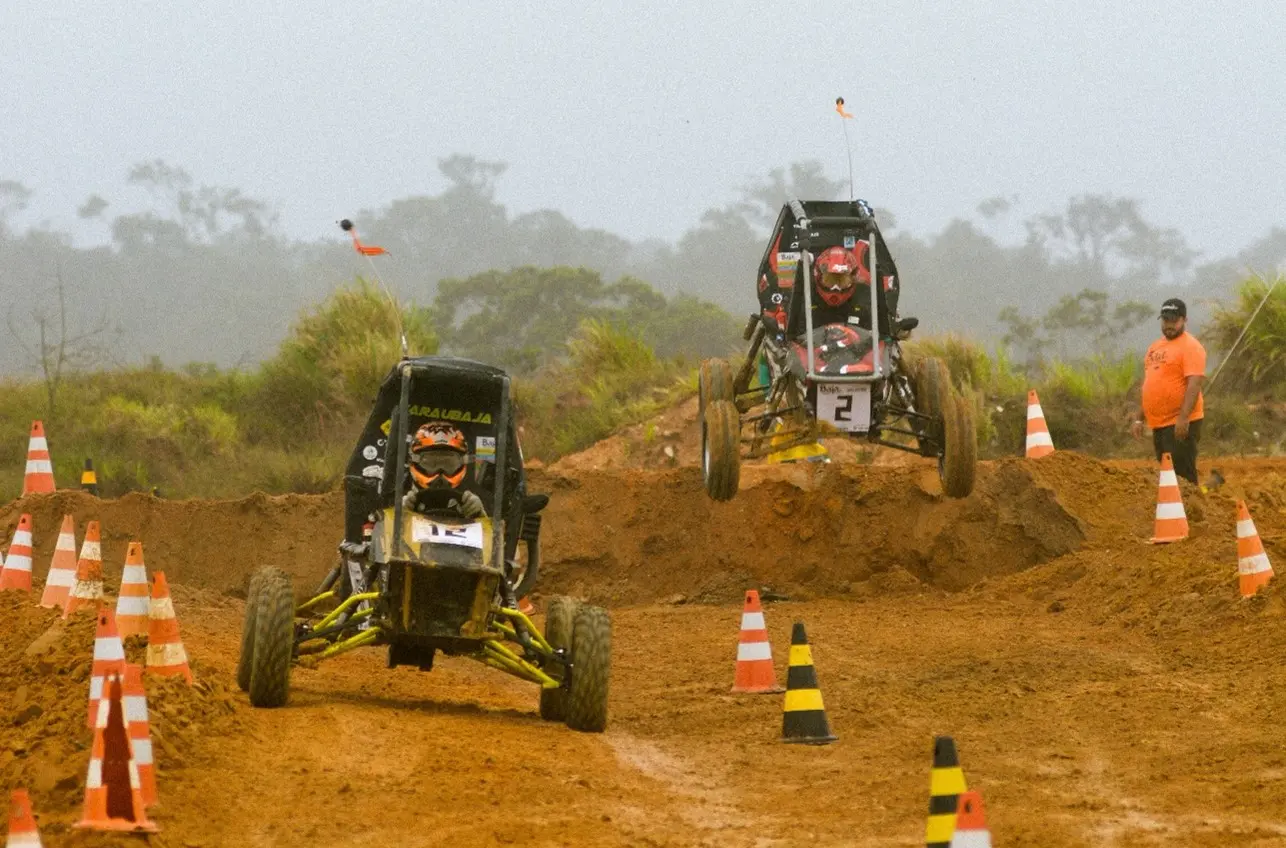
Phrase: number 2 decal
[{"left": 834, "top": 395, "right": 853, "bottom": 422}]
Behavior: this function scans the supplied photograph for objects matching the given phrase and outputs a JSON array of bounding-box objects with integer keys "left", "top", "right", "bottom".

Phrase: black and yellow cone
[
  {"left": 781, "top": 621, "right": 837, "bottom": 745},
  {"left": 925, "top": 735, "right": 968, "bottom": 847},
  {"left": 81, "top": 457, "right": 99, "bottom": 496}
]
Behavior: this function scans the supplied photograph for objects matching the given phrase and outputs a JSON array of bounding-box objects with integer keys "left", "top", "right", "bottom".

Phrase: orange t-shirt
[{"left": 1142, "top": 332, "right": 1206, "bottom": 429}]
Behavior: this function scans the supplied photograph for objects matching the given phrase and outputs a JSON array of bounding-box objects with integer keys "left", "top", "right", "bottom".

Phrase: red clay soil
[{"left": 3, "top": 454, "right": 1286, "bottom": 845}]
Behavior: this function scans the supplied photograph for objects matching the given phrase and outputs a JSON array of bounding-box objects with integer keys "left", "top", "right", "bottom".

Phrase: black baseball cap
[{"left": 1160, "top": 297, "right": 1186, "bottom": 318}]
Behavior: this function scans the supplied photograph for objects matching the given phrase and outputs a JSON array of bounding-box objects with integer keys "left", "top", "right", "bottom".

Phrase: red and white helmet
[{"left": 814, "top": 245, "right": 871, "bottom": 307}]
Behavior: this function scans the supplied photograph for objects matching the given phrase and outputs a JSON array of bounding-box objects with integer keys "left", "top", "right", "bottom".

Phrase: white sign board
[
  {"left": 816, "top": 384, "right": 871, "bottom": 433},
  {"left": 412, "top": 519, "right": 484, "bottom": 549}
]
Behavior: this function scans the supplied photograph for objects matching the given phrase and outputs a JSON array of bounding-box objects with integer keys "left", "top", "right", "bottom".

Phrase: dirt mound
[
  {"left": 0, "top": 592, "right": 244, "bottom": 839},
  {"left": 530, "top": 456, "right": 1087, "bottom": 604}
]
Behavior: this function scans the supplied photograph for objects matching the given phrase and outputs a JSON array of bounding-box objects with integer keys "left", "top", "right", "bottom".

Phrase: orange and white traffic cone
[
  {"left": 1148, "top": 453, "right": 1189, "bottom": 544},
  {"left": 39, "top": 515, "right": 79, "bottom": 610},
  {"left": 0, "top": 514, "right": 34, "bottom": 592},
  {"left": 6, "top": 788, "right": 43, "bottom": 847},
  {"left": 948, "top": 790, "right": 992, "bottom": 848},
  {"left": 1236, "top": 500, "right": 1274, "bottom": 597},
  {"left": 115, "top": 542, "right": 151, "bottom": 638},
  {"left": 87, "top": 607, "right": 127, "bottom": 729},
  {"left": 63, "top": 521, "right": 104, "bottom": 618},
  {"left": 732, "top": 589, "right": 784, "bottom": 693},
  {"left": 1025, "top": 390, "right": 1055, "bottom": 458},
  {"left": 122, "top": 664, "right": 157, "bottom": 807},
  {"left": 21, "top": 421, "right": 55, "bottom": 495},
  {"left": 145, "top": 572, "right": 192, "bottom": 683},
  {"left": 75, "top": 674, "right": 157, "bottom": 833}
]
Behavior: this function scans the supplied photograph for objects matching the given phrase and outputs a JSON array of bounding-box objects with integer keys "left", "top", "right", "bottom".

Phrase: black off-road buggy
[
  {"left": 699, "top": 199, "right": 976, "bottom": 501},
  {"left": 237, "top": 356, "right": 611, "bottom": 732}
]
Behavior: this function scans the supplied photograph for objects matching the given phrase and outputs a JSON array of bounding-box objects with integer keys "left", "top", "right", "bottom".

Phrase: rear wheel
[
  {"left": 941, "top": 392, "right": 978, "bottom": 498},
  {"left": 539, "top": 596, "right": 578, "bottom": 722},
  {"left": 699, "top": 358, "right": 734, "bottom": 420},
  {"left": 236, "top": 569, "right": 267, "bottom": 692},
  {"left": 248, "top": 567, "right": 295, "bottom": 708},
  {"left": 564, "top": 604, "right": 611, "bottom": 733},
  {"left": 702, "top": 400, "right": 741, "bottom": 501}
]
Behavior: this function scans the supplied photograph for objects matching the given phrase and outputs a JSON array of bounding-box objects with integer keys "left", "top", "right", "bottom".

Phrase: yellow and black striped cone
[
  {"left": 81, "top": 458, "right": 99, "bottom": 496},
  {"left": 781, "top": 621, "right": 837, "bottom": 745},
  {"left": 925, "top": 735, "right": 968, "bottom": 847}
]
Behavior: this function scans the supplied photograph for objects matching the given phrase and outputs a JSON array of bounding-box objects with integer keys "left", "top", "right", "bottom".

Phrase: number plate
[
  {"left": 816, "top": 384, "right": 871, "bottom": 432},
  {"left": 411, "top": 519, "right": 484, "bottom": 549}
]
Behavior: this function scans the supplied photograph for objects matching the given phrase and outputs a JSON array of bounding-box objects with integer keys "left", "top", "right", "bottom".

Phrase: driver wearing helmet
[
  {"left": 808, "top": 245, "right": 873, "bottom": 334},
  {"left": 401, "top": 422, "right": 486, "bottom": 519}
]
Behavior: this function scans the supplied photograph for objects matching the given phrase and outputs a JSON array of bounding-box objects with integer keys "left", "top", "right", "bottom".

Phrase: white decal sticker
[
  {"left": 412, "top": 519, "right": 484, "bottom": 549},
  {"left": 361, "top": 464, "right": 383, "bottom": 478},
  {"left": 816, "top": 384, "right": 871, "bottom": 433},
  {"left": 362, "top": 445, "right": 379, "bottom": 460}
]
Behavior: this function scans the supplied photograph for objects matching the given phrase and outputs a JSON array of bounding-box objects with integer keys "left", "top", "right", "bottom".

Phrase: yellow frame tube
[
  {"left": 317, "top": 627, "right": 383, "bottom": 660},
  {"left": 315, "top": 591, "right": 381, "bottom": 631},
  {"left": 295, "top": 590, "right": 337, "bottom": 615},
  {"left": 481, "top": 641, "right": 559, "bottom": 688},
  {"left": 492, "top": 607, "right": 555, "bottom": 654}
]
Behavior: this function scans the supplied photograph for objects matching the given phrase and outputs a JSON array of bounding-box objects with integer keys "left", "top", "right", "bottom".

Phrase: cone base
[
  {"left": 782, "top": 734, "right": 838, "bottom": 745},
  {"left": 75, "top": 818, "right": 158, "bottom": 833},
  {"left": 732, "top": 684, "right": 785, "bottom": 694},
  {"left": 1149, "top": 534, "right": 1188, "bottom": 545}
]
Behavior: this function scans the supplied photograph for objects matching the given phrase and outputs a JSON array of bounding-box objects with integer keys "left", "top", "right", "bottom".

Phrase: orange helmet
[{"left": 409, "top": 423, "right": 468, "bottom": 489}]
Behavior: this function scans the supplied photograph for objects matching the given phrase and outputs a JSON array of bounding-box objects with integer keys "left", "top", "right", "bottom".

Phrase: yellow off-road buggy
[{"left": 237, "top": 356, "right": 611, "bottom": 732}]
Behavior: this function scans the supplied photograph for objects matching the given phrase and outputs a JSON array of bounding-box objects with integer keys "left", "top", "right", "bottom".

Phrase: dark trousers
[{"left": 1152, "top": 419, "right": 1202, "bottom": 485}]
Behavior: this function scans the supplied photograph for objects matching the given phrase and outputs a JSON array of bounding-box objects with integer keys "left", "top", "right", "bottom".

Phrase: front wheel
[
  {"left": 699, "top": 358, "right": 735, "bottom": 421},
  {"left": 539, "top": 596, "right": 578, "bottom": 722},
  {"left": 236, "top": 569, "right": 268, "bottom": 692},
  {"left": 248, "top": 567, "right": 295, "bottom": 708},
  {"left": 702, "top": 400, "right": 741, "bottom": 501},
  {"left": 564, "top": 604, "right": 611, "bottom": 733}
]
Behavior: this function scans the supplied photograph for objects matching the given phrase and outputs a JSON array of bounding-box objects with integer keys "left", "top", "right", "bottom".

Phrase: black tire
[
  {"left": 248, "top": 567, "right": 295, "bottom": 708},
  {"left": 699, "top": 358, "right": 734, "bottom": 421},
  {"left": 702, "top": 399, "right": 741, "bottom": 501},
  {"left": 236, "top": 569, "right": 267, "bottom": 692},
  {"left": 539, "top": 596, "right": 579, "bottom": 722},
  {"left": 915, "top": 356, "right": 948, "bottom": 423},
  {"left": 564, "top": 605, "right": 611, "bottom": 733},
  {"left": 941, "top": 392, "right": 978, "bottom": 498}
]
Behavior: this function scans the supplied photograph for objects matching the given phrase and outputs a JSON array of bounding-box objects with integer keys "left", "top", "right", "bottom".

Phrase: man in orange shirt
[{"left": 1132, "top": 297, "right": 1206, "bottom": 484}]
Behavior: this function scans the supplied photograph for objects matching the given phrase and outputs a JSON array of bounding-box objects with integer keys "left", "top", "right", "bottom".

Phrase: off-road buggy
[
  {"left": 699, "top": 199, "right": 976, "bottom": 501},
  {"left": 237, "top": 356, "right": 611, "bottom": 732}
]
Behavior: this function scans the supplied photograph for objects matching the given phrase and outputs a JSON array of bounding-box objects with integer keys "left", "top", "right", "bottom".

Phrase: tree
[
  {"left": 7, "top": 270, "right": 115, "bottom": 419},
  {"left": 0, "top": 180, "right": 32, "bottom": 239}
]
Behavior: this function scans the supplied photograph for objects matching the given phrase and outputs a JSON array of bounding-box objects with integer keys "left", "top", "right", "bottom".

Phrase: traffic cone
[
  {"left": 1236, "top": 500, "right": 1274, "bottom": 597},
  {"left": 21, "top": 421, "right": 55, "bottom": 495},
  {"left": 75, "top": 674, "right": 157, "bottom": 833},
  {"left": 925, "top": 735, "right": 968, "bottom": 848},
  {"left": 115, "top": 542, "right": 151, "bottom": 638},
  {"left": 1024, "top": 390, "right": 1055, "bottom": 458},
  {"left": 948, "top": 791, "right": 992, "bottom": 848},
  {"left": 145, "top": 572, "right": 192, "bottom": 683},
  {"left": 0, "top": 514, "right": 34, "bottom": 592},
  {"left": 38, "top": 515, "right": 79, "bottom": 610},
  {"left": 63, "top": 521, "right": 104, "bottom": 619},
  {"left": 732, "top": 589, "right": 783, "bottom": 693},
  {"left": 1148, "top": 453, "right": 1189, "bottom": 544},
  {"left": 6, "top": 788, "right": 43, "bottom": 847},
  {"left": 81, "top": 458, "right": 99, "bottom": 496},
  {"left": 780, "top": 621, "right": 836, "bottom": 744},
  {"left": 87, "top": 607, "right": 127, "bottom": 729},
  {"left": 122, "top": 664, "right": 157, "bottom": 807}
]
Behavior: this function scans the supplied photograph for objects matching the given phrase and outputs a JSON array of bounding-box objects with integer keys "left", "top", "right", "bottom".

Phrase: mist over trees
[{"left": 1, "top": 155, "right": 1284, "bottom": 376}]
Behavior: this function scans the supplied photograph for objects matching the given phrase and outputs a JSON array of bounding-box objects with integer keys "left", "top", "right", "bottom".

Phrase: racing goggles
[
  {"left": 412, "top": 448, "right": 467, "bottom": 478},
  {"left": 819, "top": 271, "right": 855, "bottom": 293}
]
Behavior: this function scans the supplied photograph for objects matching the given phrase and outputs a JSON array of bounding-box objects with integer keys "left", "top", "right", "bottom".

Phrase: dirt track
[{"left": 5, "top": 452, "right": 1286, "bottom": 846}]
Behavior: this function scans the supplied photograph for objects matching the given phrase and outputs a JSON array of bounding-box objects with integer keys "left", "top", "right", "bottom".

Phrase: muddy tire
[
  {"left": 699, "top": 358, "right": 735, "bottom": 421},
  {"left": 564, "top": 604, "right": 611, "bottom": 733},
  {"left": 236, "top": 569, "right": 268, "bottom": 692},
  {"left": 941, "top": 392, "right": 978, "bottom": 498},
  {"left": 539, "top": 596, "right": 579, "bottom": 722},
  {"left": 702, "top": 399, "right": 741, "bottom": 501},
  {"left": 915, "top": 356, "right": 948, "bottom": 423},
  {"left": 248, "top": 567, "right": 295, "bottom": 708}
]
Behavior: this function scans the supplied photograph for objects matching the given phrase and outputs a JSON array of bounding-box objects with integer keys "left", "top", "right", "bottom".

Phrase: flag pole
[{"left": 339, "top": 219, "right": 408, "bottom": 359}]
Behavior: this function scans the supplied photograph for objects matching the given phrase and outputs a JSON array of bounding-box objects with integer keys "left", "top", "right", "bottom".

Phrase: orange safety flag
[
  {"left": 339, "top": 218, "right": 388, "bottom": 256},
  {"left": 835, "top": 97, "right": 853, "bottom": 119}
]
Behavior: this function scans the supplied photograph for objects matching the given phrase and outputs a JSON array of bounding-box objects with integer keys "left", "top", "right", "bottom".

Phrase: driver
[
  {"left": 808, "top": 245, "right": 873, "bottom": 334},
  {"left": 402, "top": 422, "right": 486, "bottom": 519}
]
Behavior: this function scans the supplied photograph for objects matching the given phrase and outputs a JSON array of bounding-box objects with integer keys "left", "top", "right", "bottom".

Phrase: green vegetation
[{"left": 0, "top": 271, "right": 1279, "bottom": 500}]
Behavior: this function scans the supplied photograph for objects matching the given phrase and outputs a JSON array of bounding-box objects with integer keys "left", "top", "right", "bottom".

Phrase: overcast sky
[{"left": 3, "top": 0, "right": 1283, "bottom": 260}]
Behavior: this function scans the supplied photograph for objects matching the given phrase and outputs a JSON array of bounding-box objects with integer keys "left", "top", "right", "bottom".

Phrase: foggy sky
[{"left": 3, "top": 0, "right": 1284, "bottom": 258}]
